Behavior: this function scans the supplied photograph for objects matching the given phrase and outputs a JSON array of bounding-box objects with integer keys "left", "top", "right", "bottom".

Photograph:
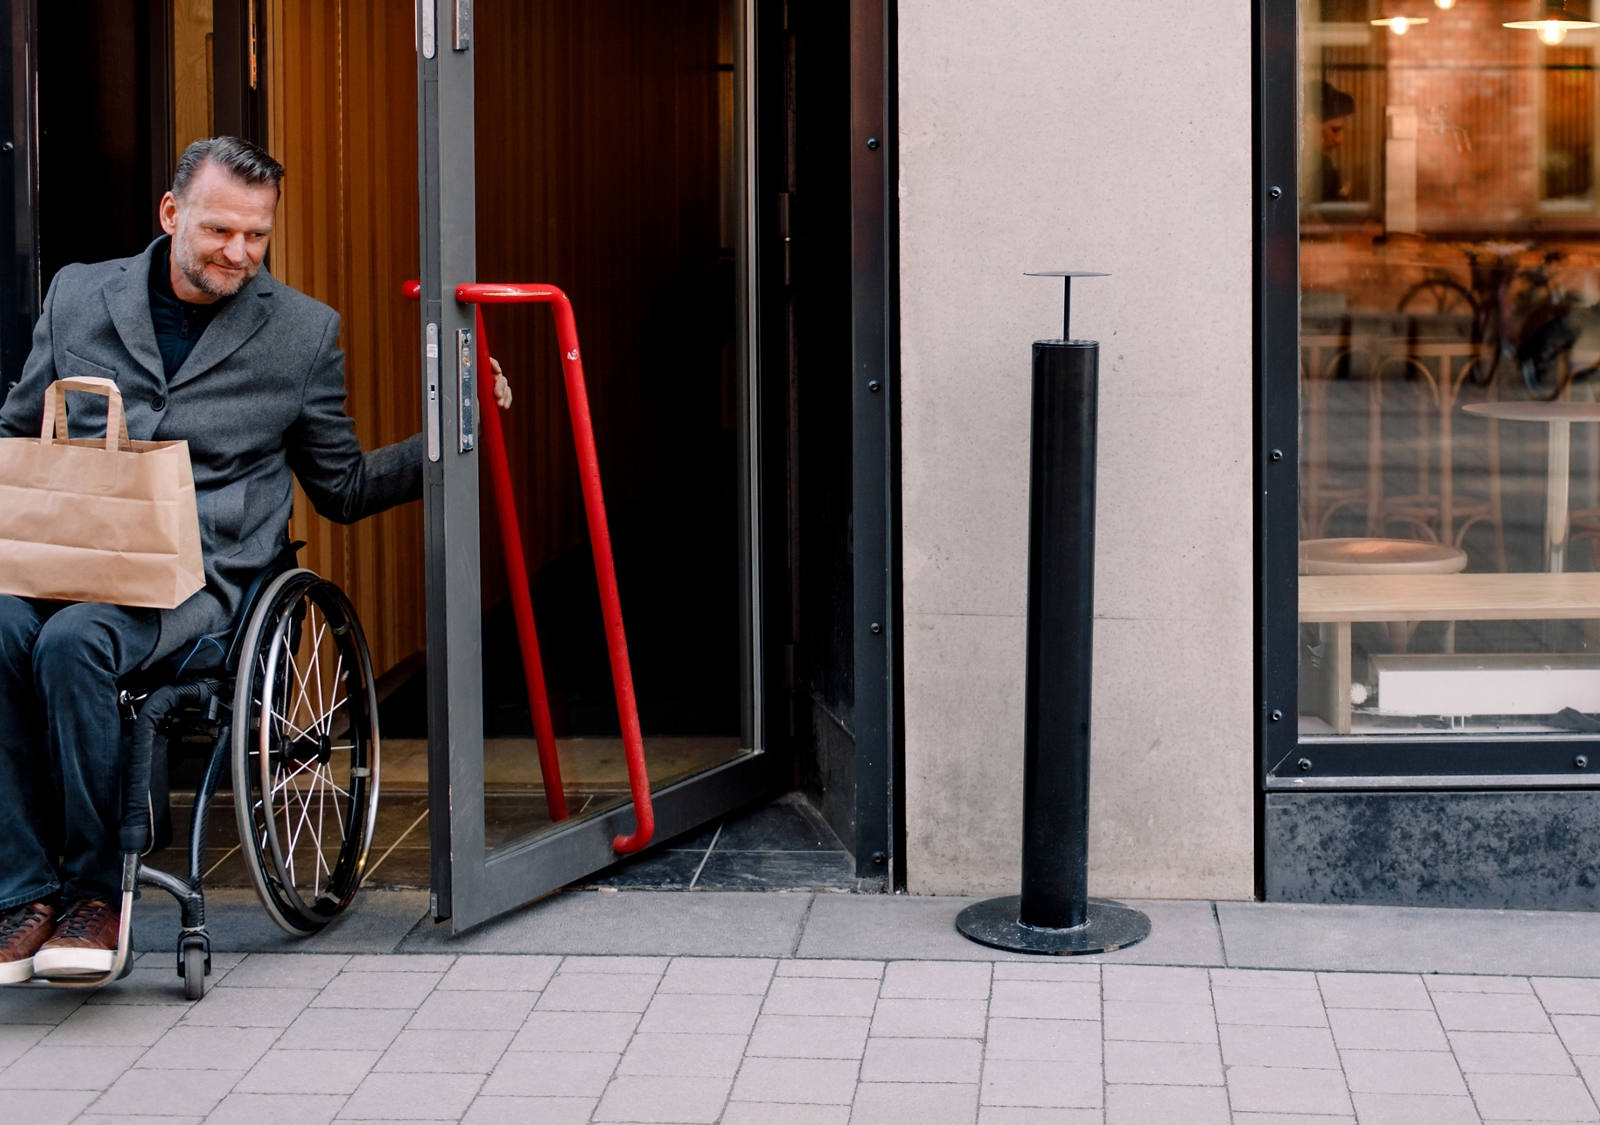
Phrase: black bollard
[{"left": 955, "top": 271, "right": 1151, "bottom": 956}]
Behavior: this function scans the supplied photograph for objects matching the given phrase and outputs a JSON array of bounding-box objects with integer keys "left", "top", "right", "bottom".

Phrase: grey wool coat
[{"left": 0, "top": 236, "right": 422, "bottom": 664}]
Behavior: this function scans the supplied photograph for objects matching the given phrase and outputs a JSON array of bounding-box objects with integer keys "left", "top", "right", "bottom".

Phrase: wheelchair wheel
[{"left": 232, "top": 569, "right": 381, "bottom": 936}]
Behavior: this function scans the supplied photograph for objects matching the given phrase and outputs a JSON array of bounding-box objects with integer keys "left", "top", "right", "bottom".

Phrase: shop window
[{"left": 1541, "top": 42, "right": 1596, "bottom": 208}]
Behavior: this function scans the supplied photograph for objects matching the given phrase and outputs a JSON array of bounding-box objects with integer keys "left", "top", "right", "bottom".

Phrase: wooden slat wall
[{"left": 264, "top": 0, "right": 425, "bottom": 677}]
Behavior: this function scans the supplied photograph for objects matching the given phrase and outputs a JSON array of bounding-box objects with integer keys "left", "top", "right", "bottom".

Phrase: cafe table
[{"left": 1462, "top": 400, "right": 1600, "bottom": 572}]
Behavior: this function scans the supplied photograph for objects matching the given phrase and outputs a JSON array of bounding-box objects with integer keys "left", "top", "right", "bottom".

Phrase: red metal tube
[{"left": 455, "top": 283, "right": 654, "bottom": 854}]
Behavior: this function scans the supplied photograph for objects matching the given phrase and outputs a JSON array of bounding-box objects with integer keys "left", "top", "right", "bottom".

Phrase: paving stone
[
  {"left": 659, "top": 957, "right": 776, "bottom": 995},
  {"left": 337, "top": 1071, "right": 484, "bottom": 1120},
  {"left": 0, "top": 1023, "right": 49, "bottom": 1066},
  {"left": 1209, "top": 969, "right": 1319, "bottom": 991},
  {"left": 746, "top": 1015, "right": 871, "bottom": 1059},
  {"left": 1103, "top": 1038, "right": 1223, "bottom": 1085},
  {"left": 510, "top": 1011, "right": 641, "bottom": 1054},
  {"left": 880, "top": 961, "right": 992, "bottom": 1000},
  {"left": 138, "top": 1023, "right": 280, "bottom": 1070},
  {"left": 618, "top": 1033, "right": 749, "bottom": 1078},
  {"left": 779, "top": 961, "right": 885, "bottom": 980},
  {"left": 314, "top": 971, "right": 442, "bottom": 1010},
  {"left": 1465, "top": 1072, "right": 1600, "bottom": 1121},
  {"left": 481, "top": 1048, "right": 620, "bottom": 1097},
  {"left": 851, "top": 1082, "right": 980, "bottom": 1124},
  {"left": 538, "top": 972, "right": 660, "bottom": 1014},
  {"left": 763, "top": 977, "right": 881, "bottom": 1018},
  {"left": 1348, "top": 1092, "right": 1482, "bottom": 1124},
  {"left": 406, "top": 988, "right": 538, "bottom": 1030},
  {"left": 1220, "top": 1024, "right": 1341, "bottom": 1069},
  {"left": 1559, "top": 1015, "right": 1600, "bottom": 1055},
  {"left": 1102, "top": 965, "right": 1213, "bottom": 1005},
  {"left": 375, "top": 1029, "right": 514, "bottom": 1074},
  {"left": 207, "top": 1092, "right": 345, "bottom": 1124},
  {"left": 221, "top": 953, "right": 350, "bottom": 989},
  {"left": 871, "top": 998, "right": 987, "bottom": 1039},
  {"left": 0, "top": 1043, "right": 144, "bottom": 1089},
  {"left": 342, "top": 955, "right": 457, "bottom": 973},
  {"left": 0, "top": 1089, "right": 97, "bottom": 1125},
  {"left": 1103, "top": 1000, "right": 1217, "bottom": 1044},
  {"left": 558, "top": 955, "right": 670, "bottom": 975},
  {"left": 977, "top": 1110, "right": 1103, "bottom": 1125},
  {"left": 1427, "top": 975, "right": 1534, "bottom": 994},
  {"left": 731, "top": 1057, "right": 859, "bottom": 1103},
  {"left": 436, "top": 954, "right": 560, "bottom": 992},
  {"left": 43, "top": 1003, "right": 181, "bottom": 1046},
  {"left": 235, "top": 1047, "right": 384, "bottom": 1095},
  {"left": 980, "top": 1058, "right": 1102, "bottom": 1108},
  {"left": 78, "top": 1117, "right": 205, "bottom": 1125},
  {"left": 1105, "top": 1083, "right": 1231, "bottom": 1125},
  {"left": 1228, "top": 1066, "right": 1353, "bottom": 1115},
  {"left": 86, "top": 966, "right": 220, "bottom": 1005},
  {"left": 639, "top": 991, "right": 764, "bottom": 1035},
  {"left": 1214, "top": 986, "right": 1329, "bottom": 1027},
  {"left": 1538, "top": 979, "right": 1600, "bottom": 1016},
  {"left": 1316, "top": 972, "right": 1432, "bottom": 1010},
  {"left": 86, "top": 1066, "right": 244, "bottom": 1117},
  {"left": 1340, "top": 1048, "right": 1468, "bottom": 1095},
  {"left": 459, "top": 1096, "right": 595, "bottom": 1125},
  {"left": 1230, "top": 1116, "right": 1355, "bottom": 1125},
  {"left": 1433, "top": 990, "right": 1555, "bottom": 1033},
  {"left": 1327, "top": 1007, "right": 1448, "bottom": 1051},
  {"left": 0, "top": 990, "right": 85, "bottom": 1025},
  {"left": 592, "top": 1075, "right": 733, "bottom": 1122},
  {"left": 984, "top": 1016, "right": 1102, "bottom": 1061},
  {"left": 722, "top": 1104, "right": 850, "bottom": 1125},
  {"left": 275, "top": 1006, "right": 413, "bottom": 1051},
  {"left": 992, "top": 963, "right": 1100, "bottom": 984},
  {"left": 178, "top": 985, "right": 318, "bottom": 1027},
  {"left": 1450, "top": 1030, "right": 1578, "bottom": 1074},
  {"left": 860, "top": 1036, "right": 982, "bottom": 1083},
  {"left": 989, "top": 980, "right": 1099, "bottom": 1020}
]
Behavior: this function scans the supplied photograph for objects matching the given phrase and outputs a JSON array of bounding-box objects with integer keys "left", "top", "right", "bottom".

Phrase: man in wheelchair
[{"left": 0, "top": 136, "right": 506, "bottom": 983}]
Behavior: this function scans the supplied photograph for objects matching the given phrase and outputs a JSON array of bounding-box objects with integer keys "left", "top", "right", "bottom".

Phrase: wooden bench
[{"left": 1299, "top": 573, "right": 1600, "bottom": 734}]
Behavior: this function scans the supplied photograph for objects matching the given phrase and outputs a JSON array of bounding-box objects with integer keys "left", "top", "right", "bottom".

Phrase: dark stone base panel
[{"left": 1266, "top": 789, "right": 1600, "bottom": 911}]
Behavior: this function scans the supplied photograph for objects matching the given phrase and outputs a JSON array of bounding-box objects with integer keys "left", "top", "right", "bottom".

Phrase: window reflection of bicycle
[{"left": 1397, "top": 242, "right": 1600, "bottom": 400}]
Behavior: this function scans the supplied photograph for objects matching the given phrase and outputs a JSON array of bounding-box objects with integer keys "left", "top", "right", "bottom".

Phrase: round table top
[
  {"left": 1463, "top": 401, "right": 1600, "bottom": 422},
  {"left": 1299, "top": 537, "right": 1469, "bottom": 576}
]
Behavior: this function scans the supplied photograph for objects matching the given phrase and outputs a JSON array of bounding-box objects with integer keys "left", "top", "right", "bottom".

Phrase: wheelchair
[{"left": 47, "top": 543, "right": 382, "bottom": 999}]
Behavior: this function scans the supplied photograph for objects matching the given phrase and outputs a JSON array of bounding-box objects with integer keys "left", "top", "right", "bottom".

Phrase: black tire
[
  {"left": 182, "top": 945, "right": 206, "bottom": 1001},
  {"left": 1398, "top": 277, "right": 1476, "bottom": 317},
  {"left": 232, "top": 569, "right": 381, "bottom": 936}
]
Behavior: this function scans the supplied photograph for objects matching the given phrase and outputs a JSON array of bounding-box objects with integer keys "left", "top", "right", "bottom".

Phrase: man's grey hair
[{"left": 171, "top": 136, "right": 285, "bottom": 198}]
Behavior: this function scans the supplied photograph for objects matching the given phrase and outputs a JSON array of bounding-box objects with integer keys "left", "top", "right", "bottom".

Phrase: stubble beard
[{"left": 175, "top": 240, "right": 255, "bottom": 299}]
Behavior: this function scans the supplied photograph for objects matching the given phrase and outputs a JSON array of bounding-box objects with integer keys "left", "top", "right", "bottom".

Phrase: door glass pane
[
  {"left": 471, "top": 0, "right": 753, "bottom": 849},
  {"left": 1299, "top": 0, "right": 1600, "bottom": 737}
]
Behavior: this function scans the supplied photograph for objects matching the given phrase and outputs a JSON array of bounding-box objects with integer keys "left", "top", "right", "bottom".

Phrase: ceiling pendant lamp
[
  {"left": 1372, "top": 11, "right": 1429, "bottom": 33},
  {"left": 1435, "top": 0, "right": 1456, "bottom": 9},
  {"left": 1505, "top": 1, "right": 1599, "bottom": 45}
]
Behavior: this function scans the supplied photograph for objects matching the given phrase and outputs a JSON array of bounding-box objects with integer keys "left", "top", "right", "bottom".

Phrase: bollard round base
[{"left": 955, "top": 896, "right": 1151, "bottom": 956}]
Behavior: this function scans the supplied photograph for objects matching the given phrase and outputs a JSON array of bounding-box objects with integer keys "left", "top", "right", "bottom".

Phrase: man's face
[
  {"left": 158, "top": 161, "right": 277, "bottom": 303},
  {"left": 1321, "top": 115, "right": 1350, "bottom": 155}
]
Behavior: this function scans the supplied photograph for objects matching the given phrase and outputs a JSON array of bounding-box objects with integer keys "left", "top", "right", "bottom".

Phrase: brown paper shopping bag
[{"left": 0, "top": 376, "right": 204, "bottom": 609}]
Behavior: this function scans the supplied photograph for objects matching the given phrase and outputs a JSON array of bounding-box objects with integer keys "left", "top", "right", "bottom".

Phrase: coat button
[{"left": 151, "top": 395, "right": 167, "bottom": 411}]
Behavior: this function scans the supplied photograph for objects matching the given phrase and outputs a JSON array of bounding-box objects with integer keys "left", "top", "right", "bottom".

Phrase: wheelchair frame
[{"left": 27, "top": 543, "right": 381, "bottom": 999}]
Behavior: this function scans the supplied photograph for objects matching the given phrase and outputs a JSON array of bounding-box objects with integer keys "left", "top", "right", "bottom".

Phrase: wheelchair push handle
[{"left": 40, "top": 376, "right": 133, "bottom": 453}]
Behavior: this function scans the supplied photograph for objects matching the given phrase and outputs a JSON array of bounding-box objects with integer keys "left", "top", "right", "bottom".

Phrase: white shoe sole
[
  {"left": 32, "top": 948, "right": 114, "bottom": 978},
  {"left": 0, "top": 957, "right": 33, "bottom": 984}
]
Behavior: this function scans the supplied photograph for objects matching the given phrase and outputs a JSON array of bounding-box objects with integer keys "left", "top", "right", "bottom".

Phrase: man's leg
[{"left": 0, "top": 595, "right": 58, "bottom": 910}]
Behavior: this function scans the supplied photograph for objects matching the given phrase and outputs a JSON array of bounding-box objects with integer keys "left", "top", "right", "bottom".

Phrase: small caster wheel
[{"left": 182, "top": 945, "right": 206, "bottom": 1001}]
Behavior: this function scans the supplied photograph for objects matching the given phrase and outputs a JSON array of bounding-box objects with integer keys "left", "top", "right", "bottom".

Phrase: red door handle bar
[{"left": 405, "top": 280, "right": 654, "bottom": 854}]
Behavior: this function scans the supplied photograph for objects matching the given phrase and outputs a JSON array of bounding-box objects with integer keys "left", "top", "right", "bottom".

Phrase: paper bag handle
[{"left": 41, "top": 377, "right": 132, "bottom": 453}]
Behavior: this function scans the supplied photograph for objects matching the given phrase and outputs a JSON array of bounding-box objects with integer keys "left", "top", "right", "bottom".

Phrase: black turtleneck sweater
[{"left": 148, "top": 251, "right": 230, "bottom": 380}]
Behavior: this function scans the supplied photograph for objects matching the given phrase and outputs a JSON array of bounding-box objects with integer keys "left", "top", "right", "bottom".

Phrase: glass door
[{"left": 415, "top": 0, "right": 780, "bottom": 931}]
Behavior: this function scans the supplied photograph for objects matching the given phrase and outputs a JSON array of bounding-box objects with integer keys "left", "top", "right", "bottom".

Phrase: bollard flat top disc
[{"left": 1024, "top": 271, "right": 1109, "bottom": 278}]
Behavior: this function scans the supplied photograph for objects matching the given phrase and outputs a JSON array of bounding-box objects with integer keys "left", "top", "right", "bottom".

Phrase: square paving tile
[
  {"left": 746, "top": 1015, "right": 870, "bottom": 1059},
  {"left": 0, "top": 1044, "right": 144, "bottom": 1090},
  {"left": 619, "top": 1033, "right": 749, "bottom": 1079},
  {"left": 374, "top": 1028, "right": 514, "bottom": 1074},
  {"left": 1103, "top": 1039, "right": 1223, "bottom": 1085},
  {"left": 1220, "top": 1024, "right": 1341, "bottom": 1069},
  {"left": 481, "top": 1049, "right": 620, "bottom": 1097},
  {"left": 1316, "top": 973, "right": 1432, "bottom": 1010},
  {"left": 1464, "top": 1071, "right": 1600, "bottom": 1121},
  {"left": 1105, "top": 1083, "right": 1231, "bottom": 1125},
  {"left": 510, "top": 1011, "right": 640, "bottom": 1054},
  {"left": 989, "top": 980, "right": 1099, "bottom": 1021},
  {"left": 592, "top": 1075, "right": 733, "bottom": 1123},
  {"left": 1340, "top": 1049, "right": 1467, "bottom": 1096},
  {"left": 851, "top": 1082, "right": 980, "bottom": 1125},
  {"left": 980, "top": 1059, "right": 1102, "bottom": 1109},
  {"left": 1432, "top": 990, "right": 1555, "bottom": 1034},
  {"left": 437, "top": 955, "right": 560, "bottom": 992},
  {"left": 1327, "top": 1007, "right": 1448, "bottom": 1051},
  {"left": 1348, "top": 1092, "right": 1482, "bottom": 1124},
  {"left": 984, "top": 1017, "right": 1102, "bottom": 1062},
  {"left": 880, "top": 961, "right": 992, "bottom": 1000},
  {"left": 860, "top": 1037, "right": 982, "bottom": 1083},
  {"left": 1450, "top": 1030, "right": 1578, "bottom": 1075},
  {"left": 731, "top": 1057, "right": 860, "bottom": 1104},
  {"left": 337, "top": 1070, "right": 484, "bottom": 1120},
  {"left": 1227, "top": 1066, "right": 1353, "bottom": 1115},
  {"left": 1103, "top": 1001, "right": 1217, "bottom": 1044},
  {"left": 235, "top": 1048, "right": 383, "bottom": 1095},
  {"left": 871, "top": 999, "right": 988, "bottom": 1039}
]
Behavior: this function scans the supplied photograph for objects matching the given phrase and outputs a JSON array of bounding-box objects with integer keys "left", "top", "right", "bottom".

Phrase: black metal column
[{"left": 956, "top": 272, "right": 1150, "bottom": 956}]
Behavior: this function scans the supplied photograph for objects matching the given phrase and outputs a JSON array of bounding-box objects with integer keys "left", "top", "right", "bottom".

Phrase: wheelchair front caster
[{"left": 179, "top": 935, "right": 210, "bottom": 1001}]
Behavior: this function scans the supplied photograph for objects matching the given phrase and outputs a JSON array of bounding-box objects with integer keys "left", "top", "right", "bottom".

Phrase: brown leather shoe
[
  {"left": 33, "top": 897, "right": 120, "bottom": 978},
  {"left": 0, "top": 902, "right": 57, "bottom": 984}
]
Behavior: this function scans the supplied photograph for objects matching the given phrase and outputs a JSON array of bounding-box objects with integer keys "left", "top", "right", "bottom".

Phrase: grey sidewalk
[{"left": 7, "top": 890, "right": 1600, "bottom": 1122}]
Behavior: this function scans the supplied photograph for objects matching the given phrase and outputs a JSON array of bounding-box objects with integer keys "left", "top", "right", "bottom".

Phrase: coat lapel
[
  {"left": 168, "top": 269, "right": 276, "bottom": 390},
  {"left": 103, "top": 249, "right": 166, "bottom": 386}
]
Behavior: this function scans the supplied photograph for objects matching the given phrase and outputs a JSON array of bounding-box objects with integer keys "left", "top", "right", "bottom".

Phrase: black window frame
[{"left": 1254, "top": 0, "right": 1600, "bottom": 791}]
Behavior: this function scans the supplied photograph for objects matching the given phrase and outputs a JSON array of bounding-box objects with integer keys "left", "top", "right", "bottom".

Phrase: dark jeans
[{"left": 0, "top": 597, "right": 158, "bottom": 910}]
